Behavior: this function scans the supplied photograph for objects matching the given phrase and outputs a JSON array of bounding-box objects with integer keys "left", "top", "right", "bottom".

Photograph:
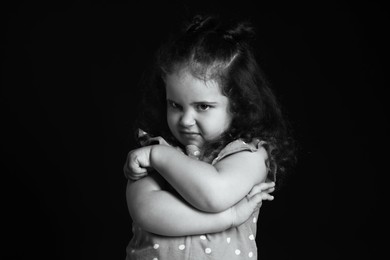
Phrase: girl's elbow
[
  {"left": 206, "top": 203, "right": 228, "bottom": 213},
  {"left": 129, "top": 205, "right": 154, "bottom": 231},
  {"left": 200, "top": 193, "right": 231, "bottom": 213},
  {"left": 127, "top": 196, "right": 152, "bottom": 230},
  {"left": 194, "top": 184, "right": 232, "bottom": 212},
  {"left": 128, "top": 204, "right": 142, "bottom": 224}
]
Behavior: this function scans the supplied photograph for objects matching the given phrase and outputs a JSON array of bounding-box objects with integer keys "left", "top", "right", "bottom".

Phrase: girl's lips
[
  {"left": 180, "top": 131, "right": 199, "bottom": 135},
  {"left": 179, "top": 129, "right": 200, "bottom": 135},
  {"left": 181, "top": 133, "right": 200, "bottom": 138},
  {"left": 179, "top": 131, "right": 201, "bottom": 139}
]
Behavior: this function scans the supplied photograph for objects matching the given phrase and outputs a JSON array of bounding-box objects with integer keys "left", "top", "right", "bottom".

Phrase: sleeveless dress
[{"left": 125, "top": 138, "right": 270, "bottom": 260}]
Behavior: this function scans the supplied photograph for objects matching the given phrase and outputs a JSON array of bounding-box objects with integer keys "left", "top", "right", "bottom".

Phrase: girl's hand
[
  {"left": 125, "top": 130, "right": 174, "bottom": 181},
  {"left": 230, "top": 182, "right": 275, "bottom": 227},
  {"left": 124, "top": 146, "right": 154, "bottom": 181},
  {"left": 185, "top": 144, "right": 201, "bottom": 160}
]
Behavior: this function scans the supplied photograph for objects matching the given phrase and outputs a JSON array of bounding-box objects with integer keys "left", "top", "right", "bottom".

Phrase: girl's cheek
[{"left": 167, "top": 113, "right": 179, "bottom": 128}]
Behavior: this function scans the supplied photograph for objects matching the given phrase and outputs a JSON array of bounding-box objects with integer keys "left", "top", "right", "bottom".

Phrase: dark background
[{"left": 2, "top": 1, "right": 387, "bottom": 260}]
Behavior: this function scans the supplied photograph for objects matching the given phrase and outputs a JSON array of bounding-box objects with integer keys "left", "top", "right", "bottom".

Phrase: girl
[{"left": 124, "top": 14, "right": 294, "bottom": 259}]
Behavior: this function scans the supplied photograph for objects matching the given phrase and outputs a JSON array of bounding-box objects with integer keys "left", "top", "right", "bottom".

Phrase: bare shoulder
[
  {"left": 214, "top": 145, "right": 268, "bottom": 183},
  {"left": 254, "top": 145, "right": 268, "bottom": 160}
]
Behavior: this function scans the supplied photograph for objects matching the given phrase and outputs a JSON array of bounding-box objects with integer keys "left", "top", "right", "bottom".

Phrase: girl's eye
[
  {"left": 197, "top": 104, "right": 211, "bottom": 111},
  {"left": 168, "top": 101, "right": 180, "bottom": 109}
]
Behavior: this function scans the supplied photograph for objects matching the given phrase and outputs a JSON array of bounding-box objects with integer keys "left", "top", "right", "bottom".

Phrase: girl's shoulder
[{"left": 211, "top": 138, "right": 266, "bottom": 165}]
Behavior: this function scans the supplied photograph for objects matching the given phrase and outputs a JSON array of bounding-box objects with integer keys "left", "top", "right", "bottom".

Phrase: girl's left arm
[{"left": 147, "top": 144, "right": 268, "bottom": 213}]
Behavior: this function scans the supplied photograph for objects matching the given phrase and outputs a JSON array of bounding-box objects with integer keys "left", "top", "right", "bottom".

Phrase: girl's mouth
[
  {"left": 180, "top": 131, "right": 198, "bottom": 134},
  {"left": 181, "top": 132, "right": 199, "bottom": 137},
  {"left": 179, "top": 131, "right": 201, "bottom": 139}
]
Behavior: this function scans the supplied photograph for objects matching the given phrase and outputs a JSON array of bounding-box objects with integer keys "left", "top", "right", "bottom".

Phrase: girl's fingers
[
  {"left": 248, "top": 193, "right": 264, "bottom": 211},
  {"left": 129, "top": 158, "right": 148, "bottom": 174},
  {"left": 247, "top": 186, "right": 261, "bottom": 197},
  {"left": 247, "top": 182, "right": 275, "bottom": 197},
  {"left": 266, "top": 187, "right": 275, "bottom": 193},
  {"left": 123, "top": 155, "right": 148, "bottom": 180},
  {"left": 124, "top": 165, "right": 148, "bottom": 180},
  {"left": 260, "top": 193, "right": 274, "bottom": 201},
  {"left": 186, "top": 145, "right": 201, "bottom": 159},
  {"left": 259, "top": 181, "right": 275, "bottom": 190},
  {"left": 248, "top": 192, "right": 274, "bottom": 204}
]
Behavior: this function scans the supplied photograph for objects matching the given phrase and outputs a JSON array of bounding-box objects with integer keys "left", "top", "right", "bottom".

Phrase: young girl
[{"left": 124, "top": 14, "right": 294, "bottom": 260}]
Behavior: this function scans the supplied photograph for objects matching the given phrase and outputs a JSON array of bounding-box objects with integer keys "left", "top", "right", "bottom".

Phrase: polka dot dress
[{"left": 126, "top": 139, "right": 266, "bottom": 260}]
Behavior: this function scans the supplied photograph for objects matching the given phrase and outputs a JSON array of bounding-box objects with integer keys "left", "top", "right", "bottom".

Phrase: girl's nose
[{"left": 180, "top": 110, "right": 196, "bottom": 127}]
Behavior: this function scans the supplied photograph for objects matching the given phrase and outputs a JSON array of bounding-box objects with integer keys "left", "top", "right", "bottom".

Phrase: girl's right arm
[
  {"left": 127, "top": 144, "right": 269, "bottom": 213},
  {"left": 126, "top": 173, "right": 273, "bottom": 236}
]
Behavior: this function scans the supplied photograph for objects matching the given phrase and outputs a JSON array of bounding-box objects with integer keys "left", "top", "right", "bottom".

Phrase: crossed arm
[
  {"left": 126, "top": 172, "right": 273, "bottom": 236},
  {"left": 125, "top": 142, "right": 273, "bottom": 236},
  {"left": 127, "top": 174, "right": 231, "bottom": 236},
  {"left": 127, "top": 143, "right": 269, "bottom": 212}
]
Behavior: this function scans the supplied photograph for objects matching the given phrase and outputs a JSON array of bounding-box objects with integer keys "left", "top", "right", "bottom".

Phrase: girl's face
[{"left": 165, "top": 70, "right": 232, "bottom": 149}]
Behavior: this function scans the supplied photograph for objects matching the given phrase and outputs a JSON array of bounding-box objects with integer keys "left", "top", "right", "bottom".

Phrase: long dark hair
[{"left": 134, "top": 14, "right": 296, "bottom": 185}]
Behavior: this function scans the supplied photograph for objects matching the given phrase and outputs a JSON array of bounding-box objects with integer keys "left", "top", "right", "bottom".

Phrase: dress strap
[{"left": 211, "top": 138, "right": 265, "bottom": 165}]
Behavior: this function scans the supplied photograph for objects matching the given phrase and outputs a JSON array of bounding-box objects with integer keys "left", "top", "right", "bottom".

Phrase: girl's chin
[
  {"left": 177, "top": 136, "right": 205, "bottom": 149},
  {"left": 182, "top": 141, "right": 204, "bottom": 149}
]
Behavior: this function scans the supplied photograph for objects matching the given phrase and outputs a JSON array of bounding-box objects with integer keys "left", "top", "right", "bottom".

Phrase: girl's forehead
[{"left": 165, "top": 70, "right": 226, "bottom": 101}]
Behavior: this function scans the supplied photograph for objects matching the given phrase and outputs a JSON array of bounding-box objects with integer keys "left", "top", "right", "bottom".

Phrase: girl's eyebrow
[
  {"left": 166, "top": 98, "right": 178, "bottom": 103},
  {"left": 166, "top": 98, "right": 218, "bottom": 105},
  {"left": 192, "top": 101, "right": 218, "bottom": 105}
]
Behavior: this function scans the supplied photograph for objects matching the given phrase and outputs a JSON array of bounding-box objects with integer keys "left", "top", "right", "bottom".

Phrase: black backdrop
[{"left": 2, "top": 1, "right": 388, "bottom": 260}]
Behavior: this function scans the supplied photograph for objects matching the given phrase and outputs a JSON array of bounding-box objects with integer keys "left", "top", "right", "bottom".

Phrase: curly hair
[{"left": 133, "top": 14, "right": 296, "bottom": 186}]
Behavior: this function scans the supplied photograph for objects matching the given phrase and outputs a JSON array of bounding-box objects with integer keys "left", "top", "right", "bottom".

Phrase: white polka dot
[
  {"left": 227, "top": 237, "right": 231, "bottom": 244},
  {"left": 153, "top": 258, "right": 158, "bottom": 260},
  {"left": 249, "top": 251, "right": 254, "bottom": 258},
  {"left": 131, "top": 249, "right": 135, "bottom": 253},
  {"left": 235, "top": 249, "right": 241, "bottom": 255},
  {"left": 253, "top": 217, "right": 257, "bottom": 223},
  {"left": 249, "top": 234, "right": 255, "bottom": 240},
  {"left": 200, "top": 235, "right": 206, "bottom": 240},
  {"left": 205, "top": 248, "right": 212, "bottom": 254},
  {"left": 153, "top": 244, "right": 159, "bottom": 249},
  {"left": 178, "top": 244, "right": 185, "bottom": 250}
]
